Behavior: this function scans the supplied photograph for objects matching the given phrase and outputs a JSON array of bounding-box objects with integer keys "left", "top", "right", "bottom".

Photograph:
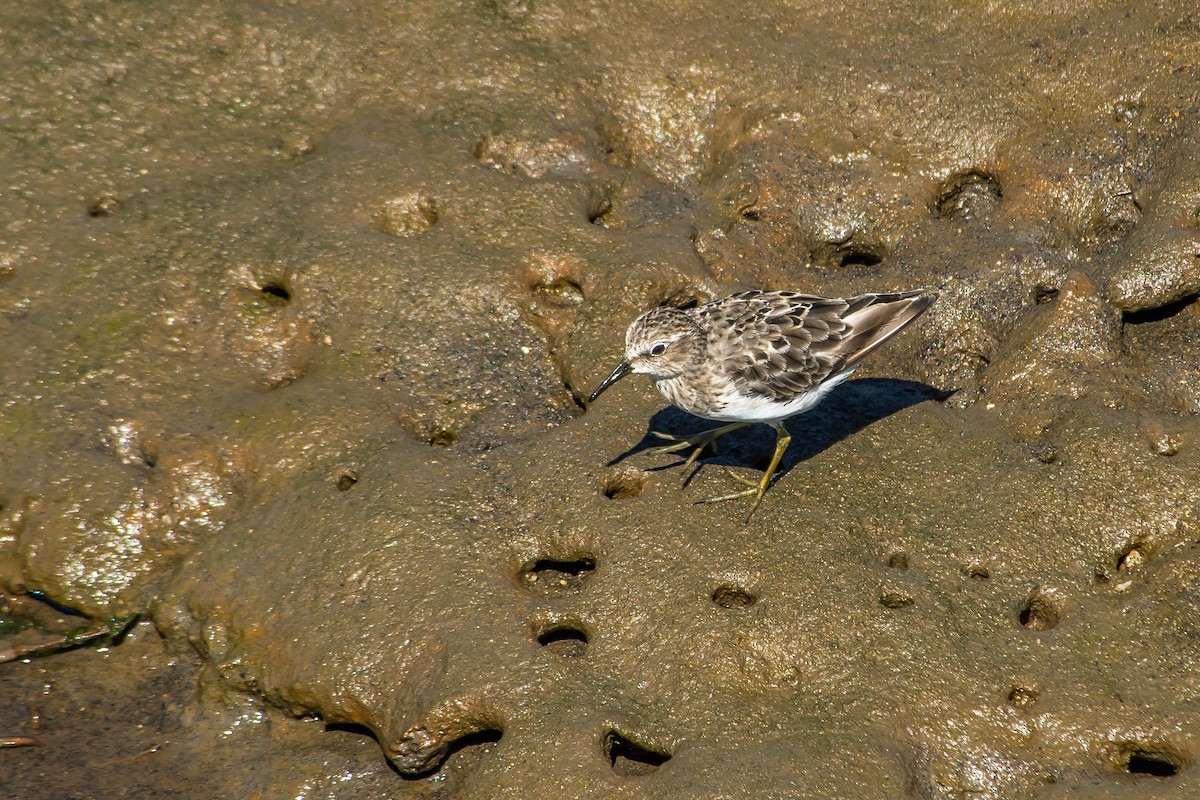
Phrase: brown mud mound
[{"left": 3, "top": 1, "right": 1200, "bottom": 798}]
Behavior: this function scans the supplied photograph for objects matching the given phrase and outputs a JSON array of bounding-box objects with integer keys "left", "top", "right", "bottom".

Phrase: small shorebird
[{"left": 588, "top": 289, "right": 937, "bottom": 520}]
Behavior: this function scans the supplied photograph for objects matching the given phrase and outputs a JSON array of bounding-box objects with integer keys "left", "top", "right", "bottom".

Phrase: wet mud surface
[{"left": 2, "top": 1, "right": 1200, "bottom": 797}]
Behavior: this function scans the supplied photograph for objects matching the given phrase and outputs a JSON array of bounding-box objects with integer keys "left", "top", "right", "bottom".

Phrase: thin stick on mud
[
  {"left": 0, "top": 737, "right": 43, "bottom": 748},
  {"left": 0, "top": 614, "right": 140, "bottom": 665}
]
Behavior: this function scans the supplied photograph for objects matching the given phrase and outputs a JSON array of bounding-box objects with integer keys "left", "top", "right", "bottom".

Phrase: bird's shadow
[{"left": 608, "top": 378, "right": 946, "bottom": 482}]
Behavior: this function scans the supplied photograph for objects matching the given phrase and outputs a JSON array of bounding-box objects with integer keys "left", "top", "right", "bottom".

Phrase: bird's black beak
[{"left": 587, "top": 360, "right": 632, "bottom": 404}]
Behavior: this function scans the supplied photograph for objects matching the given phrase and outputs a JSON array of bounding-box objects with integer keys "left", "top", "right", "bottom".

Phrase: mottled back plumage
[{"left": 698, "top": 290, "right": 935, "bottom": 404}]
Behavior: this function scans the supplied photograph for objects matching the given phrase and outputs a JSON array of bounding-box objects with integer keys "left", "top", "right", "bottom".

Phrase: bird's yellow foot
[
  {"left": 695, "top": 475, "right": 772, "bottom": 522},
  {"left": 647, "top": 422, "right": 750, "bottom": 474},
  {"left": 694, "top": 421, "right": 791, "bottom": 522}
]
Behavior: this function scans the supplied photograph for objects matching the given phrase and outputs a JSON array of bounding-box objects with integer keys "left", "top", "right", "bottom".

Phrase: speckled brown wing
[{"left": 696, "top": 290, "right": 935, "bottom": 403}]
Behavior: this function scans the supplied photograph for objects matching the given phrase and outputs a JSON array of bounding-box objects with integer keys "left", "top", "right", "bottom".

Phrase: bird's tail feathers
[{"left": 834, "top": 291, "right": 937, "bottom": 373}]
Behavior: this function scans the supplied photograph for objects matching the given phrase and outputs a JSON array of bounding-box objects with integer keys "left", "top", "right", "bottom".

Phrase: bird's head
[{"left": 588, "top": 306, "right": 704, "bottom": 402}]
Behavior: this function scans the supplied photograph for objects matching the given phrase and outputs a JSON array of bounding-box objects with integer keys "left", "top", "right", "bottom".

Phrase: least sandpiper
[{"left": 588, "top": 289, "right": 937, "bottom": 519}]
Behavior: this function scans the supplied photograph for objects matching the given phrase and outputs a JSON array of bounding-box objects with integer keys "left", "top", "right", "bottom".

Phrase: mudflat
[{"left": 2, "top": 2, "right": 1199, "bottom": 797}]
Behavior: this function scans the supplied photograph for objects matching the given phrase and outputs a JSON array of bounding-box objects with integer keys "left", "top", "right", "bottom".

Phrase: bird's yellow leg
[
  {"left": 648, "top": 421, "right": 751, "bottom": 473},
  {"left": 698, "top": 422, "right": 790, "bottom": 521}
]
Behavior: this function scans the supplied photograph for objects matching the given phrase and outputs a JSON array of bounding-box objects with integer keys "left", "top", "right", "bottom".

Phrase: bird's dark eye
[{"left": 650, "top": 343, "right": 668, "bottom": 356}]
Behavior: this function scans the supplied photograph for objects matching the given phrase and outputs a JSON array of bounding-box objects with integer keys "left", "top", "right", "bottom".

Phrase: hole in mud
[
  {"left": 837, "top": 246, "right": 884, "bottom": 269},
  {"left": 1086, "top": 196, "right": 1141, "bottom": 246},
  {"left": 532, "top": 277, "right": 585, "bottom": 307},
  {"left": 711, "top": 584, "right": 757, "bottom": 609},
  {"left": 1018, "top": 587, "right": 1062, "bottom": 630},
  {"left": 471, "top": 134, "right": 510, "bottom": 170},
  {"left": 1117, "top": 542, "right": 1149, "bottom": 572},
  {"left": 534, "top": 621, "right": 589, "bottom": 657},
  {"left": 1113, "top": 98, "right": 1144, "bottom": 122},
  {"left": 936, "top": 170, "right": 1002, "bottom": 220},
  {"left": 1008, "top": 686, "right": 1038, "bottom": 710},
  {"left": 879, "top": 587, "right": 915, "bottom": 608},
  {"left": 587, "top": 188, "right": 613, "bottom": 225},
  {"left": 565, "top": 385, "right": 588, "bottom": 415},
  {"left": 962, "top": 561, "right": 990, "bottom": 580},
  {"left": 88, "top": 195, "right": 123, "bottom": 217},
  {"left": 1034, "top": 285, "right": 1060, "bottom": 304},
  {"left": 1124, "top": 747, "right": 1185, "bottom": 778},
  {"left": 260, "top": 282, "right": 291, "bottom": 305},
  {"left": 518, "top": 557, "right": 596, "bottom": 595},
  {"left": 335, "top": 470, "right": 359, "bottom": 491},
  {"left": 885, "top": 550, "right": 909, "bottom": 570},
  {"left": 427, "top": 426, "right": 457, "bottom": 447},
  {"left": 813, "top": 235, "right": 889, "bottom": 270},
  {"left": 603, "top": 730, "right": 670, "bottom": 777},
  {"left": 656, "top": 289, "right": 705, "bottom": 311},
  {"left": 1122, "top": 293, "right": 1199, "bottom": 326},
  {"left": 602, "top": 468, "right": 646, "bottom": 500}
]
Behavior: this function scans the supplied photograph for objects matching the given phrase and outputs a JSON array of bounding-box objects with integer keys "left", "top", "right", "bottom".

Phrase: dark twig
[{"left": 0, "top": 613, "right": 140, "bottom": 664}]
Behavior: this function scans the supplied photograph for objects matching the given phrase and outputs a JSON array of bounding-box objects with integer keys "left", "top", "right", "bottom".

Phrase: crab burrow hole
[
  {"left": 532, "top": 618, "right": 590, "bottom": 658},
  {"left": 523, "top": 252, "right": 587, "bottom": 308},
  {"left": 601, "top": 466, "right": 647, "bottom": 500},
  {"left": 935, "top": 169, "right": 1002, "bottom": 221},
  {"left": 334, "top": 469, "right": 359, "bottom": 491},
  {"left": 884, "top": 548, "right": 909, "bottom": 570},
  {"left": 828, "top": 240, "right": 887, "bottom": 270},
  {"left": 587, "top": 185, "right": 614, "bottom": 226},
  {"left": 1008, "top": 686, "right": 1038, "bottom": 711},
  {"left": 88, "top": 194, "right": 123, "bottom": 217},
  {"left": 711, "top": 583, "right": 757, "bottom": 610},
  {"left": 879, "top": 585, "right": 915, "bottom": 609},
  {"left": 603, "top": 730, "right": 671, "bottom": 777},
  {"left": 961, "top": 560, "right": 991, "bottom": 580},
  {"left": 417, "top": 728, "right": 503, "bottom": 778},
  {"left": 1018, "top": 586, "right": 1064, "bottom": 631},
  {"left": 259, "top": 280, "right": 292, "bottom": 305},
  {"left": 517, "top": 556, "right": 596, "bottom": 596},
  {"left": 1116, "top": 541, "right": 1151, "bottom": 573},
  {"left": 1109, "top": 741, "right": 1191, "bottom": 779}
]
